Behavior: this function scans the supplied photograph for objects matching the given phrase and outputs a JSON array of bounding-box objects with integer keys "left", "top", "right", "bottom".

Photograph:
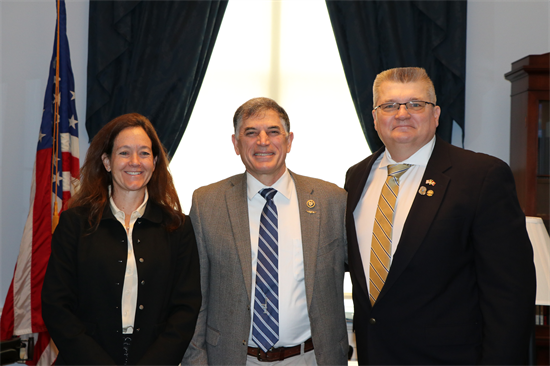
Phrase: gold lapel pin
[
  {"left": 306, "top": 199, "right": 316, "bottom": 209},
  {"left": 418, "top": 186, "right": 427, "bottom": 195},
  {"left": 427, "top": 190, "right": 434, "bottom": 197}
]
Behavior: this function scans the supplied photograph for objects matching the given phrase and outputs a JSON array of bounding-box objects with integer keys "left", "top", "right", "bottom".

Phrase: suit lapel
[
  {"left": 345, "top": 148, "right": 384, "bottom": 301},
  {"left": 291, "top": 171, "right": 320, "bottom": 309},
  {"left": 378, "top": 137, "right": 452, "bottom": 300},
  {"left": 225, "top": 173, "right": 254, "bottom": 302},
  {"left": 347, "top": 147, "right": 385, "bottom": 214}
]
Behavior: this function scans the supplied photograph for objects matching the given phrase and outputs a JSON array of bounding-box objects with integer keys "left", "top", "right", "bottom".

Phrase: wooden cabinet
[
  {"left": 505, "top": 53, "right": 549, "bottom": 231},
  {"left": 505, "top": 53, "right": 550, "bottom": 366},
  {"left": 535, "top": 324, "right": 549, "bottom": 366}
]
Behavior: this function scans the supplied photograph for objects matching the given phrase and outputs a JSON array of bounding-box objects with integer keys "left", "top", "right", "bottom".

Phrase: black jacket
[{"left": 42, "top": 201, "right": 201, "bottom": 365}]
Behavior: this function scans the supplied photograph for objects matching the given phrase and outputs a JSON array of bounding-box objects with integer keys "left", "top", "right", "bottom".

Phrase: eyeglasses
[{"left": 374, "top": 101, "right": 435, "bottom": 114}]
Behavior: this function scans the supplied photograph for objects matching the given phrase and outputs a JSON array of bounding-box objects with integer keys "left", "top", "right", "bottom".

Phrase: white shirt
[
  {"left": 109, "top": 189, "right": 148, "bottom": 334},
  {"left": 246, "top": 169, "right": 311, "bottom": 347},
  {"left": 353, "top": 136, "right": 436, "bottom": 291}
]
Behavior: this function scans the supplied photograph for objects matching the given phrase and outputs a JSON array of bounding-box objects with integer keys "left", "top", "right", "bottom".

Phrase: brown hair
[
  {"left": 70, "top": 113, "right": 184, "bottom": 231},
  {"left": 372, "top": 67, "right": 436, "bottom": 108},
  {"left": 233, "top": 97, "right": 290, "bottom": 136}
]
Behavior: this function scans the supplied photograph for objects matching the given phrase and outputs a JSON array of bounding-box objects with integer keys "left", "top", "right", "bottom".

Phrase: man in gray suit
[{"left": 182, "top": 97, "right": 348, "bottom": 365}]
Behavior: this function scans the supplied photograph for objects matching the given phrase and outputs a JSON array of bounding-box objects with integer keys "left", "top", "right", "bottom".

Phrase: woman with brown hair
[{"left": 42, "top": 113, "right": 201, "bottom": 365}]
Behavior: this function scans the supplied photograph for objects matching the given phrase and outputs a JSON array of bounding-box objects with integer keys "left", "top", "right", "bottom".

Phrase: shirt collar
[
  {"left": 108, "top": 186, "right": 149, "bottom": 221},
  {"left": 380, "top": 135, "right": 436, "bottom": 168},
  {"left": 246, "top": 169, "right": 293, "bottom": 201}
]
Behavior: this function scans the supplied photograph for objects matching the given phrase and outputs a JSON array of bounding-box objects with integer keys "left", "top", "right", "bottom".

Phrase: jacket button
[
  {"left": 141, "top": 280, "right": 145, "bottom": 285},
  {"left": 116, "top": 282, "right": 120, "bottom": 286},
  {"left": 242, "top": 340, "right": 246, "bottom": 345},
  {"left": 139, "top": 305, "right": 144, "bottom": 310},
  {"left": 247, "top": 305, "right": 250, "bottom": 311},
  {"left": 139, "top": 258, "right": 144, "bottom": 263},
  {"left": 118, "top": 260, "right": 123, "bottom": 263},
  {"left": 136, "top": 328, "right": 140, "bottom": 332},
  {"left": 115, "top": 306, "right": 119, "bottom": 309},
  {"left": 137, "top": 239, "right": 141, "bottom": 243},
  {"left": 369, "top": 318, "right": 376, "bottom": 324},
  {"left": 121, "top": 239, "right": 125, "bottom": 243}
]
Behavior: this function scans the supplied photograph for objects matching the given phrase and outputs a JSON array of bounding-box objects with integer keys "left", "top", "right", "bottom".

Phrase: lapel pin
[
  {"left": 427, "top": 190, "right": 434, "bottom": 197},
  {"left": 425, "top": 179, "right": 436, "bottom": 186},
  {"left": 418, "top": 186, "right": 427, "bottom": 195},
  {"left": 307, "top": 210, "right": 316, "bottom": 214},
  {"left": 306, "top": 199, "right": 316, "bottom": 209}
]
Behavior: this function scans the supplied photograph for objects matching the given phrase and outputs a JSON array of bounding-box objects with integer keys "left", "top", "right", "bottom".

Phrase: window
[{"left": 170, "top": 0, "right": 369, "bottom": 321}]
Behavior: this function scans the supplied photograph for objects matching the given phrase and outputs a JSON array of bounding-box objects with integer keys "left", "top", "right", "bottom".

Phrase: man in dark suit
[{"left": 345, "top": 67, "right": 536, "bottom": 365}]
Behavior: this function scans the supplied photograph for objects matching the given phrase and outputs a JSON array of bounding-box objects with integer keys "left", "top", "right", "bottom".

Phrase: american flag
[{"left": 0, "top": 0, "right": 79, "bottom": 364}]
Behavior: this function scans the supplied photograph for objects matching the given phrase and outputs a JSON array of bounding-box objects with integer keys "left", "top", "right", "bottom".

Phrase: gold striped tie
[{"left": 370, "top": 163, "right": 412, "bottom": 305}]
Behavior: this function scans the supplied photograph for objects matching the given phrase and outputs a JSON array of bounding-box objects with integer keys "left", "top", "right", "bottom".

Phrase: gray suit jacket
[{"left": 182, "top": 171, "right": 348, "bottom": 365}]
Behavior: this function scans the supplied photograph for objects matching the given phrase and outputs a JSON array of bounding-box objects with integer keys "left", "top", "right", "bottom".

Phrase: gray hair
[
  {"left": 372, "top": 67, "right": 437, "bottom": 108},
  {"left": 233, "top": 97, "right": 290, "bottom": 136}
]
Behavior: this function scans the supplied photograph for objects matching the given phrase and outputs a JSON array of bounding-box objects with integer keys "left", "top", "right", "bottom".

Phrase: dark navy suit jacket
[{"left": 345, "top": 137, "right": 536, "bottom": 365}]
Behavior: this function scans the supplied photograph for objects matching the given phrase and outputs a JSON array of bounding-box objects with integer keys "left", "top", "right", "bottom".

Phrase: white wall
[
  {"left": 464, "top": 0, "right": 550, "bottom": 161},
  {"left": 1, "top": 0, "right": 548, "bottom": 308}
]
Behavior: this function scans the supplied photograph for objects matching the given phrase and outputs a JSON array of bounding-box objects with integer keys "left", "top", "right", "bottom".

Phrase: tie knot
[
  {"left": 388, "top": 164, "right": 412, "bottom": 178},
  {"left": 260, "top": 188, "right": 277, "bottom": 201}
]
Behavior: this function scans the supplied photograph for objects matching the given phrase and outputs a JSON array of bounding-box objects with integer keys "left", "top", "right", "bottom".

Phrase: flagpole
[{"left": 52, "top": 0, "right": 61, "bottom": 232}]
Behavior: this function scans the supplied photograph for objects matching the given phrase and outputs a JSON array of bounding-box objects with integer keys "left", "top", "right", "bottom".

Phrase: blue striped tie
[{"left": 252, "top": 188, "right": 279, "bottom": 352}]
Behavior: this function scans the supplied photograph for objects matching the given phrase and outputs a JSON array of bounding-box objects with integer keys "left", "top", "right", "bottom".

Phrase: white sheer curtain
[
  {"left": 170, "top": 0, "right": 368, "bottom": 212},
  {"left": 170, "top": 0, "right": 368, "bottom": 323}
]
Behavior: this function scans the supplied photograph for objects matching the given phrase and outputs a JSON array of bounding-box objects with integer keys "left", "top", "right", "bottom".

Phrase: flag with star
[{"left": 0, "top": 0, "right": 79, "bottom": 364}]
